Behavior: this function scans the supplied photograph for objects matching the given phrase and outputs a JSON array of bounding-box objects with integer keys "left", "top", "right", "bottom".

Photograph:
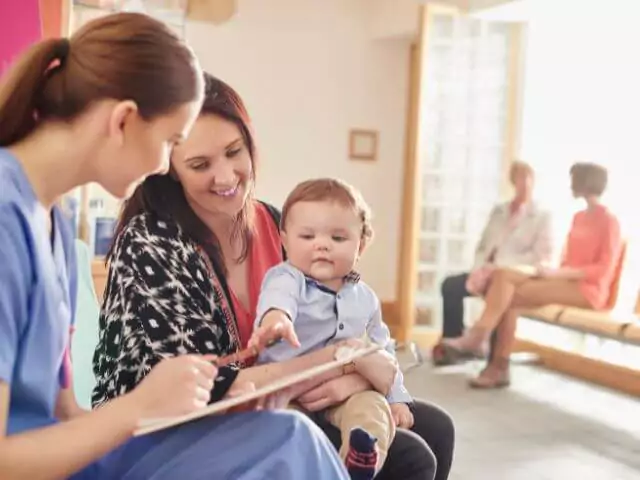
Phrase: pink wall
[{"left": 0, "top": 0, "right": 42, "bottom": 75}]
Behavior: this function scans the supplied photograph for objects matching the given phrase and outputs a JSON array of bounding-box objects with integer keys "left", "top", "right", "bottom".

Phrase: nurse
[{"left": 0, "top": 12, "right": 347, "bottom": 480}]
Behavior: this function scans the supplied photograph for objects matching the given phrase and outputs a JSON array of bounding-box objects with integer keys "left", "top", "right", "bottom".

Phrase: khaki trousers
[{"left": 325, "top": 391, "right": 396, "bottom": 472}]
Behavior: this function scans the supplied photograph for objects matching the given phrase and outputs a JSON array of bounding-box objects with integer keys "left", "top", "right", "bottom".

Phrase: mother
[{"left": 93, "top": 73, "right": 454, "bottom": 480}]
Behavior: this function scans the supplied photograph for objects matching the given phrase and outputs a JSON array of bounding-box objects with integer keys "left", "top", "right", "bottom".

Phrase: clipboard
[{"left": 134, "top": 344, "right": 381, "bottom": 436}]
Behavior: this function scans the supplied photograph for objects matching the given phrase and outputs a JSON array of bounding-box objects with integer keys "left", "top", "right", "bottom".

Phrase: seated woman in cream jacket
[{"left": 433, "top": 161, "right": 553, "bottom": 365}]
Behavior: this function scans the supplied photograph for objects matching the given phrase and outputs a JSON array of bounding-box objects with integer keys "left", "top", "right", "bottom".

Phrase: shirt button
[{"left": 339, "top": 324, "right": 344, "bottom": 330}]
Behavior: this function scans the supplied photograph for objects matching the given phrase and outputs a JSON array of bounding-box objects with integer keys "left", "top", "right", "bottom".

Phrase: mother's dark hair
[{"left": 109, "top": 73, "right": 257, "bottom": 274}]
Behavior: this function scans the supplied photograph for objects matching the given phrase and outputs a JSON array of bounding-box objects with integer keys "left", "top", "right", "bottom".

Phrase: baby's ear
[
  {"left": 358, "top": 238, "right": 369, "bottom": 256},
  {"left": 280, "top": 229, "right": 289, "bottom": 250}
]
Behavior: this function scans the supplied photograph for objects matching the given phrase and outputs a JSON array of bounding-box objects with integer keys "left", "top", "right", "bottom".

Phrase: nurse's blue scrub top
[{"left": 0, "top": 149, "right": 77, "bottom": 435}]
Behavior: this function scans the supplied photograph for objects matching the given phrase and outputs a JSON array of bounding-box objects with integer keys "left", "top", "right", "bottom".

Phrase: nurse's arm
[
  {"left": 55, "top": 387, "right": 88, "bottom": 420},
  {"left": 0, "top": 381, "right": 141, "bottom": 479}
]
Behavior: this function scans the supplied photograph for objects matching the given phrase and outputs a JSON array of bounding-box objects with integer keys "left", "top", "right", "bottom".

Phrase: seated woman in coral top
[{"left": 438, "top": 162, "right": 623, "bottom": 388}]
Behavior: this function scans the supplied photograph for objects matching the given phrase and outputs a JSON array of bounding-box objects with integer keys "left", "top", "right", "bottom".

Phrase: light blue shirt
[
  {"left": 255, "top": 262, "right": 412, "bottom": 404},
  {"left": 0, "top": 149, "right": 77, "bottom": 435}
]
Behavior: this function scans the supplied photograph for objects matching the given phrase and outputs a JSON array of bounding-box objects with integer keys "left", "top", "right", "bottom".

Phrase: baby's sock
[{"left": 345, "top": 427, "right": 378, "bottom": 480}]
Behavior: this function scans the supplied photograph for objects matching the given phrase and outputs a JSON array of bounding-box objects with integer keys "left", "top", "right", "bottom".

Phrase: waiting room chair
[{"left": 70, "top": 239, "right": 101, "bottom": 409}]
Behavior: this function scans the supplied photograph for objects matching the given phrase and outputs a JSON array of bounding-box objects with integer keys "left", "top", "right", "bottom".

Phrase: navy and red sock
[{"left": 345, "top": 427, "right": 378, "bottom": 480}]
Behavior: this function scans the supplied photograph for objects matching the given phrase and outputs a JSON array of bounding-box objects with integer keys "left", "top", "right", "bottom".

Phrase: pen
[{"left": 210, "top": 338, "right": 283, "bottom": 367}]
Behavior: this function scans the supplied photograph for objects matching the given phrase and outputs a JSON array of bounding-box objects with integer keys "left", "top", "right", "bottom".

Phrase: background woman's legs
[
  {"left": 469, "top": 309, "right": 518, "bottom": 389},
  {"left": 75, "top": 410, "right": 348, "bottom": 480},
  {"left": 434, "top": 273, "right": 475, "bottom": 366},
  {"left": 473, "top": 269, "right": 531, "bottom": 331},
  {"left": 440, "top": 273, "right": 471, "bottom": 338},
  {"left": 472, "top": 279, "right": 591, "bottom": 388},
  {"left": 441, "top": 269, "right": 530, "bottom": 356}
]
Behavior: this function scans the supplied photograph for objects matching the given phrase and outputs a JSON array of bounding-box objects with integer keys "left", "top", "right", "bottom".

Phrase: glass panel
[
  {"left": 468, "top": 147, "right": 502, "bottom": 178},
  {"left": 424, "top": 141, "right": 444, "bottom": 168},
  {"left": 429, "top": 45, "right": 453, "bottom": 79},
  {"left": 417, "top": 270, "right": 438, "bottom": 294},
  {"left": 415, "top": 12, "right": 512, "bottom": 313},
  {"left": 421, "top": 206, "right": 441, "bottom": 233},
  {"left": 447, "top": 208, "right": 467, "bottom": 235},
  {"left": 444, "top": 175, "right": 469, "bottom": 204},
  {"left": 446, "top": 239, "right": 468, "bottom": 266},
  {"left": 431, "top": 14, "right": 454, "bottom": 40},
  {"left": 419, "top": 239, "right": 440, "bottom": 264},
  {"left": 441, "top": 143, "right": 468, "bottom": 170},
  {"left": 423, "top": 174, "right": 444, "bottom": 202}
]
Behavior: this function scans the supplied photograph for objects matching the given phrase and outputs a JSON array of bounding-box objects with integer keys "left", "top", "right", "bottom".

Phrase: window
[{"left": 521, "top": 0, "right": 640, "bottom": 313}]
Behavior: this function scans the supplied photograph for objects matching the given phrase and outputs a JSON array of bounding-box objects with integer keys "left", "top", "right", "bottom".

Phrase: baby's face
[{"left": 282, "top": 200, "right": 363, "bottom": 288}]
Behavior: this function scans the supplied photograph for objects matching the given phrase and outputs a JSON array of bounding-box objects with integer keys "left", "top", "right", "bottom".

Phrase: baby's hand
[
  {"left": 390, "top": 403, "right": 414, "bottom": 429},
  {"left": 248, "top": 309, "right": 301, "bottom": 351}
]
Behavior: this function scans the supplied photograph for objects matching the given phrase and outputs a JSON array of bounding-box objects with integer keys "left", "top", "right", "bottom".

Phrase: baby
[{"left": 250, "top": 178, "right": 414, "bottom": 480}]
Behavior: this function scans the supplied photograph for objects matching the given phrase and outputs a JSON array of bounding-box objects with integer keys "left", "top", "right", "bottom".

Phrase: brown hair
[
  {"left": 0, "top": 12, "right": 202, "bottom": 147},
  {"left": 281, "top": 178, "right": 374, "bottom": 242},
  {"left": 509, "top": 160, "right": 535, "bottom": 183},
  {"left": 570, "top": 162, "right": 608, "bottom": 197},
  {"left": 110, "top": 73, "right": 257, "bottom": 274}
]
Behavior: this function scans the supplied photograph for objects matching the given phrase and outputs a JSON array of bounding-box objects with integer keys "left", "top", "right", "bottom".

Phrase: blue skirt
[{"left": 71, "top": 410, "right": 348, "bottom": 479}]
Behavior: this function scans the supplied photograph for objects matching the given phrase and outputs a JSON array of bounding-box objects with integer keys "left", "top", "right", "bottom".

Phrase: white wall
[{"left": 186, "top": 0, "right": 411, "bottom": 301}]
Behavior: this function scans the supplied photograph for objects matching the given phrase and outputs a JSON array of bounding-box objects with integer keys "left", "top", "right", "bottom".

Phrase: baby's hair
[{"left": 281, "top": 178, "right": 374, "bottom": 242}]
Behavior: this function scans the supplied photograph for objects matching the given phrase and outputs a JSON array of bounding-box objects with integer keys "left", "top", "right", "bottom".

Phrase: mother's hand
[
  {"left": 223, "top": 380, "right": 293, "bottom": 413},
  {"left": 296, "top": 373, "right": 371, "bottom": 412},
  {"left": 353, "top": 349, "right": 398, "bottom": 396}
]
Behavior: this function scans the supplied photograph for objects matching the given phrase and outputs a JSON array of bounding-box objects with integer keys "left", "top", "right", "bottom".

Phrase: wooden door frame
[{"left": 393, "top": 6, "right": 526, "bottom": 342}]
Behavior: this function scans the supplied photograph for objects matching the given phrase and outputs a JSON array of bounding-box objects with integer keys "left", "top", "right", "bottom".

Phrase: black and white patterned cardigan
[{"left": 91, "top": 205, "right": 282, "bottom": 408}]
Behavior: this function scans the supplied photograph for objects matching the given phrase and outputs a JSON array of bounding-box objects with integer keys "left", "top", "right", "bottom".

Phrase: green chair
[{"left": 71, "top": 239, "right": 101, "bottom": 409}]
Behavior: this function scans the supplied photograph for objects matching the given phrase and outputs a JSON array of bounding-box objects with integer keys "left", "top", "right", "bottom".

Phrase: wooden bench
[{"left": 518, "top": 306, "right": 640, "bottom": 347}]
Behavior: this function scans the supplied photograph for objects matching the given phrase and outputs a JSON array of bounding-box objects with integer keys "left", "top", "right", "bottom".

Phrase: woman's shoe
[
  {"left": 432, "top": 342, "right": 463, "bottom": 366},
  {"left": 437, "top": 326, "right": 489, "bottom": 361},
  {"left": 431, "top": 341, "right": 485, "bottom": 366},
  {"left": 468, "top": 361, "right": 511, "bottom": 389}
]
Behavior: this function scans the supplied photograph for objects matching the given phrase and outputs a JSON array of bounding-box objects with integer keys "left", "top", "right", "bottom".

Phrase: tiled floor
[{"left": 400, "top": 355, "right": 640, "bottom": 480}]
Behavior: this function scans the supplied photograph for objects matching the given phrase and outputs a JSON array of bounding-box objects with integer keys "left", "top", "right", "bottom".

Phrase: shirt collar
[
  {"left": 304, "top": 270, "right": 361, "bottom": 294},
  {"left": 344, "top": 270, "right": 361, "bottom": 283}
]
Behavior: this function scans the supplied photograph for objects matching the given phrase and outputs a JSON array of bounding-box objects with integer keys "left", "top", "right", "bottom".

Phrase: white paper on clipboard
[{"left": 134, "top": 344, "right": 381, "bottom": 436}]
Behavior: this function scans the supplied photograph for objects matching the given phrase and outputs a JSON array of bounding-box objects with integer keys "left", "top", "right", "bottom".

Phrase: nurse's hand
[{"left": 130, "top": 355, "right": 217, "bottom": 418}]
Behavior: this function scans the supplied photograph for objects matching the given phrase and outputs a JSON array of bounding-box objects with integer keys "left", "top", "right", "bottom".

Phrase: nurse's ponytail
[
  {"left": 0, "top": 12, "right": 203, "bottom": 147},
  {"left": 0, "top": 39, "right": 68, "bottom": 146}
]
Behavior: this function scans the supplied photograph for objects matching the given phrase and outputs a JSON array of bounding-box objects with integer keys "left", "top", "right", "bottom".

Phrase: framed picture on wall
[{"left": 349, "top": 129, "right": 378, "bottom": 161}]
